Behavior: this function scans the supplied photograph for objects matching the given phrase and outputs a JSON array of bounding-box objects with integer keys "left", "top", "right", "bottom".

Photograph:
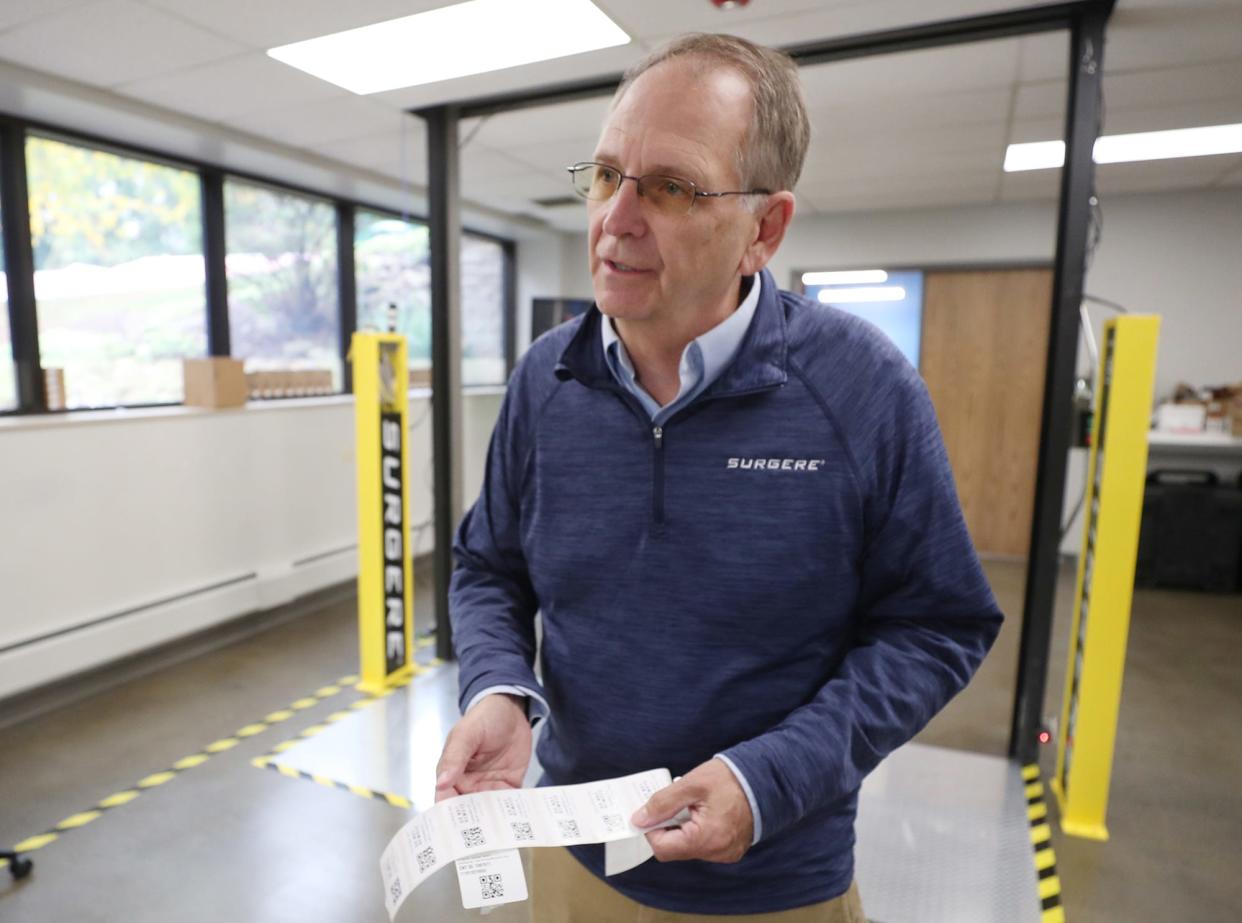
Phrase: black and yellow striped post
[
  {"left": 352, "top": 332, "right": 416, "bottom": 694},
  {"left": 1052, "top": 315, "right": 1160, "bottom": 840}
]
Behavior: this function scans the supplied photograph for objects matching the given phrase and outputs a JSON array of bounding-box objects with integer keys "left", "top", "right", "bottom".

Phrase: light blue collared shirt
[
  {"left": 600, "top": 273, "right": 762, "bottom": 423},
  {"left": 470, "top": 273, "right": 766, "bottom": 844}
]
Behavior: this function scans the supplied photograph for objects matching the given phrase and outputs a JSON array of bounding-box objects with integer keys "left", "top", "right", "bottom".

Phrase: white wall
[{"left": 0, "top": 390, "right": 503, "bottom": 701}]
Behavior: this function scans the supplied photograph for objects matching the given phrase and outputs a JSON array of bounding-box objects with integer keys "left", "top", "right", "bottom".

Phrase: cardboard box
[
  {"left": 44, "top": 367, "right": 66, "bottom": 411},
  {"left": 1155, "top": 401, "right": 1206, "bottom": 434},
  {"left": 183, "top": 358, "right": 247, "bottom": 409}
]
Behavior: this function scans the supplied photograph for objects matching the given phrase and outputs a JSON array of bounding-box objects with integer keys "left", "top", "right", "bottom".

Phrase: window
[
  {"left": 355, "top": 216, "right": 509, "bottom": 387},
  {"left": 461, "top": 234, "right": 507, "bottom": 386},
  {"left": 0, "top": 162, "right": 13, "bottom": 412},
  {"left": 803, "top": 270, "right": 925, "bottom": 370},
  {"left": 354, "top": 210, "right": 430, "bottom": 369},
  {"left": 225, "top": 180, "right": 340, "bottom": 388},
  {"left": 25, "top": 135, "right": 206, "bottom": 408}
]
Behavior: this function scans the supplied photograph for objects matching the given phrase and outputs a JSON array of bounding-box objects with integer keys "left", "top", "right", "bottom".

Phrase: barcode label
[
  {"left": 416, "top": 847, "right": 436, "bottom": 874},
  {"left": 480, "top": 873, "right": 504, "bottom": 900},
  {"left": 601, "top": 814, "right": 624, "bottom": 833}
]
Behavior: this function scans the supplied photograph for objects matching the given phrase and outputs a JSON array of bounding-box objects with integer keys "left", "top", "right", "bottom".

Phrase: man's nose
[{"left": 600, "top": 176, "right": 647, "bottom": 238}]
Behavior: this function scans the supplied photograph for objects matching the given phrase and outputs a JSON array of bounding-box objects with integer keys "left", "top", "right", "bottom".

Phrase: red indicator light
[{"left": 1039, "top": 731, "right": 1051, "bottom": 744}]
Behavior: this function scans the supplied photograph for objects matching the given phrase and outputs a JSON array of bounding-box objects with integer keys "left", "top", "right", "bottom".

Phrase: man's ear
[{"left": 739, "top": 191, "right": 796, "bottom": 276}]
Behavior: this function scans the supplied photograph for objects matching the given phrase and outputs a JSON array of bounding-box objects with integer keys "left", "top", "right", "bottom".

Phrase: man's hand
[
  {"left": 631, "top": 758, "right": 754, "bottom": 863},
  {"left": 435, "top": 694, "right": 532, "bottom": 802}
]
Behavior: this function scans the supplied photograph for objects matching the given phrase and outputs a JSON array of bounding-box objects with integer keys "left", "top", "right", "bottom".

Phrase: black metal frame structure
[
  {"left": 0, "top": 111, "right": 517, "bottom": 415},
  {"left": 414, "top": 0, "right": 1116, "bottom": 763}
]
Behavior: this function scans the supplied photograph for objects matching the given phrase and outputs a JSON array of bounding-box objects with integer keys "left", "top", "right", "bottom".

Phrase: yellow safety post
[
  {"left": 1052, "top": 315, "right": 1161, "bottom": 840},
  {"left": 352, "top": 332, "right": 415, "bottom": 694}
]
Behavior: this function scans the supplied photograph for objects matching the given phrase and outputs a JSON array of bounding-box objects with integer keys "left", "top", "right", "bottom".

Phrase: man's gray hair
[{"left": 613, "top": 33, "right": 811, "bottom": 194}]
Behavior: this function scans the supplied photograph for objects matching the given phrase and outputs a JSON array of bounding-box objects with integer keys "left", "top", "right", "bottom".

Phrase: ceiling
[{"left": 0, "top": 0, "right": 1238, "bottom": 232}]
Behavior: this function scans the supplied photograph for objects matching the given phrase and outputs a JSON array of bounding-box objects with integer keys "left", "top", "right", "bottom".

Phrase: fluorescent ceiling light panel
[
  {"left": 802, "top": 270, "right": 888, "bottom": 286},
  {"left": 1004, "top": 140, "right": 1065, "bottom": 172},
  {"left": 267, "top": 0, "right": 630, "bottom": 95},
  {"left": 817, "top": 286, "right": 907, "bottom": 304},
  {"left": 1004, "top": 123, "right": 1242, "bottom": 172}
]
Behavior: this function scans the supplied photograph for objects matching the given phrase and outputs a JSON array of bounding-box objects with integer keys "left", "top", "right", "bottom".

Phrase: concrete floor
[{"left": 1, "top": 559, "right": 1238, "bottom": 921}]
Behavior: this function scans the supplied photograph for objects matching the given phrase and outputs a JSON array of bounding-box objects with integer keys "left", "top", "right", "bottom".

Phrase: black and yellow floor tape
[
  {"left": 1023, "top": 763, "right": 1065, "bottom": 923},
  {"left": 250, "top": 653, "right": 445, "bottom": 809},
  {"left": 0, "top": 673, "right": 360, "bottom": 874}
]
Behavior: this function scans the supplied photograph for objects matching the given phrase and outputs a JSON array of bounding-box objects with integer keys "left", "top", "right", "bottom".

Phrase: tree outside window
[
  {"left": 225, "top": 180, "right": 340, "bottom": 389},
  {"left": 26, "top": 135, "right": 206, "bottom": 409},
  {"left": 355, "top": 210, "right": 430, "bottom": 371}
]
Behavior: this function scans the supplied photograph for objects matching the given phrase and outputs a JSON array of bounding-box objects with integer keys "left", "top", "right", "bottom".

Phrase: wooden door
[{"left": 920, "top": 268, "right": 1053, "bottom": 558}]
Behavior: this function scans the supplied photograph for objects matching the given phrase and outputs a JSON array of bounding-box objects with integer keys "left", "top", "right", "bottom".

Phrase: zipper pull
[{"left": 652, "top": 425, "right": 663, "bottom": 449}]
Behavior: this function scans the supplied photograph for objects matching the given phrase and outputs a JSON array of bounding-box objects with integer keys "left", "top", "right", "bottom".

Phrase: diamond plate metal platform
[{"left": 855, "top": 742, "right": 1042, "bottom": 923}]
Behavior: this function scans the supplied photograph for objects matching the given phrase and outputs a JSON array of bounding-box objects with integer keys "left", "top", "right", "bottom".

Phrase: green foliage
[
  {"left": 225, "top": 180, "right": 338, "bottom": 365},
  {"left": 26, "top": 136, "right": 201, "bottom": 270}
]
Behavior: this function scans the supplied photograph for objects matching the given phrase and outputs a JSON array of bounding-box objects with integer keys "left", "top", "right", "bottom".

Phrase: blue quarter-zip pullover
[{"left": 450, "top": 267, "right": 1003, "bottom": 914}]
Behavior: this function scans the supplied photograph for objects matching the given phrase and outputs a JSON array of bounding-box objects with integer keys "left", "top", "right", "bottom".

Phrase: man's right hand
[{"left": 434, "top": 693, "right": 532, "bottom": 802}]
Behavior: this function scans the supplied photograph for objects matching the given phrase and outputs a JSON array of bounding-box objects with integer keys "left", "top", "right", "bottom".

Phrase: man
[{"left": 436, "top": 34, "right": 1003, "bottom": 922}]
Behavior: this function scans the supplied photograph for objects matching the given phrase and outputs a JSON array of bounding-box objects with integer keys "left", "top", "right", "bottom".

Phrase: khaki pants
[{"left": 529, "top": 846, "right": 867, "bottom": 923}]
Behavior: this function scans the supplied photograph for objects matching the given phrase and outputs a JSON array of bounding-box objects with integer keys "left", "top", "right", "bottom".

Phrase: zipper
[
  {"left": 652, "top": 424, "right": 665, "bottom": 526},
  {"left": 601, "top": 378, "right": 785, "bottom": 531}
]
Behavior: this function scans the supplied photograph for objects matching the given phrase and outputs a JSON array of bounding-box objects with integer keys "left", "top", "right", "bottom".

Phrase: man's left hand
[{"left": 631, "top": 757, "right": 754, "bottom": 863}]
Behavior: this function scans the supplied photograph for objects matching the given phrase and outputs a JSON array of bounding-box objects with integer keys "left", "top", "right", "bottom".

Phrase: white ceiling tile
[
  {"left": 462, "top": 97, "right": 613, "bottom": 151},
  {"left": 804, "top": 147, "right": 1002, "bottom": 186},
  {"left": 1105, "top": 3, "right": 1242, "bottom": 73},
  {"left": 594, "top": 0, "right": 850, "bottom": 42},
  {"left": 1104, "top": 59, "right": 1242, "bottom": 111},
  {"left": 225, "top": 97, "right": 412, "bottom": 148},
  {"left": 798, "top": 169, "right": 998, "bottom": 203},
  {"left": 1013, "top": 81, "right": 1068, "bottom": 120},
  {"left": 489, "top": 138, "right": 600, "bottom": 182},
  {"left": 641, "top": 0, "right": 1039, "bottom": 50},
  {"left": 316, "top": 129, "right": 427, "bottom": 175},
  {"left": 116, "top": 53, "right": 347, "bottom": 123},
  {"left": 808, "top": 89, "right": 1013, "bottom": 130},
  {"left": 1094, "top": 154, "right": 1242, "bottom": 196},
  {"left": 1103, "top": 99, "right": 1242, "bottom": 135},
  {"left": 141, "top": 0, "right": 449, "bottom": 49},
  {"left": 803, "top": 184, "right": 997, "bottom": 214},
  {"left": 1008, "top": 117, "right": 1065, "bottom": 145},
  {"left": 0, "top": 0, "right": 245, "bottom": 87},
  {"left": 463, "top": 172, "right": 570, "bottom": 207},
  {"left": 0, "top": 0, "right": 92, "bottom": 32},
  {"left": 997, "top": 167, "right": 1060, "bottom": 203},
  {"left": 797, "top": 38, "right": 1021, "bottom": 104},
  {"left": 1017, "top": 31, "right": 1070, "bottom": 84}
]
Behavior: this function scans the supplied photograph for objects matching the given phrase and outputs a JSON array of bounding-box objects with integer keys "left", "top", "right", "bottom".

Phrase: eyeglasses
[{"left": 567, "top": 162, "right": 770, "bottom": 217}]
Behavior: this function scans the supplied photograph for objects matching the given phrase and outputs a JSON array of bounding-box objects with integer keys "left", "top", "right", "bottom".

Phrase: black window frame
[{"left": 0, "top": 111, "right": 518, "bottom": 415}]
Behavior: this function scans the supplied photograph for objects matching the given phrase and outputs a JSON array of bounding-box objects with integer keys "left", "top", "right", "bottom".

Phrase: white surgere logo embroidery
[{"left": 727, "top": 457, "right": 826, "bottom": 471}]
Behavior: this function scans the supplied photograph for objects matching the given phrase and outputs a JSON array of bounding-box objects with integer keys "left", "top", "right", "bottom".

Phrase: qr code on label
[
  {"left": 462, "top": 826, "right": 486, "bottom": 849},
  {"left": 511, "top": 821, "right": 534, "bottom": 842},
  {"left": 416, "top": 847, "right": 436, "bottom": 873},
  {"left": 388, "top": 877, "right": 403, "bottom": 904},
  {"left": 480, "top": 873, "right": 504, "bottom": 900},
  {"left": 601, "top": 814, "right": 624, "bottom": 833},
  {"left": 557, "top": 819, "right": 581, "bottom": 839}
]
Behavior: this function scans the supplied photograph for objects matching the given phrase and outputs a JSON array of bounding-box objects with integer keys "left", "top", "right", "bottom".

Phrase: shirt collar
[{"left": 599, "top": 273, "right": 763, "bottom": 399}]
